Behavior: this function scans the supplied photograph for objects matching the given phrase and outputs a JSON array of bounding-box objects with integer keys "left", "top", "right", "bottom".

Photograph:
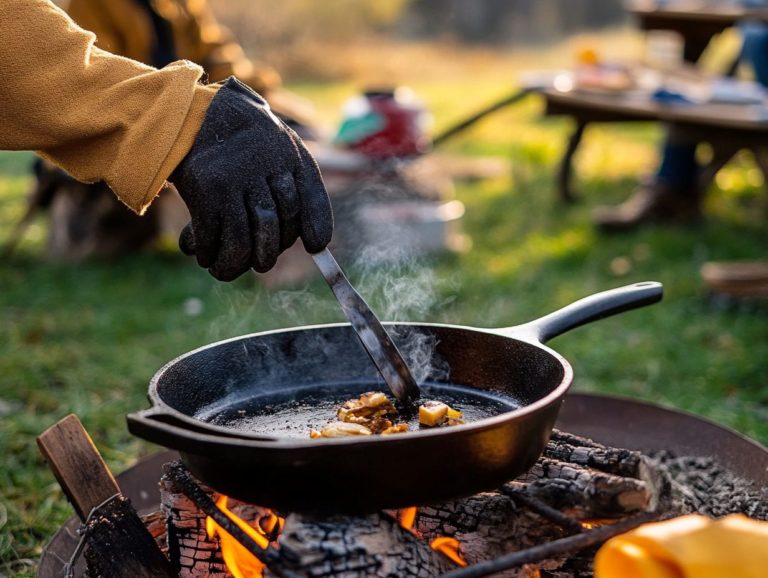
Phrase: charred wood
[
  {"left": 37, "top": 415, "right": 175, "bottom": 578},
  {"left": 160, "top": 472, "right": 228, "bottom": 577},
  {"left": 500, "top": 490, "right": 584, "bottom": 535},
  {"left": 513, "top": 457, "right": 656, "bottom": 518},
  {"left": 438, "top": 511, "right": 659, "bottom": 578},
  {"left": 546, "top": 430, "right": 646, "bottom": 478},
  {"left": 83, "top": 495, "right": 177, "bottom": 578},
  {"left": 142, "top": 510, "right": 170, "bottom": 558},
  {"left": 265, "top": 513, "right": 453, "bottom": 578},
  {"left": 161, "top": 462, "right": 299, "bottom": 578},
  {"left": 410, "top": 492, "right": 568, "bottom": 577}
]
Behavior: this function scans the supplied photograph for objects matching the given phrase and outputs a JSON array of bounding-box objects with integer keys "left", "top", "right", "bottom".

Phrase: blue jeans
[{"left": 656, "top": 21, "right": 768, "bottom": 190}]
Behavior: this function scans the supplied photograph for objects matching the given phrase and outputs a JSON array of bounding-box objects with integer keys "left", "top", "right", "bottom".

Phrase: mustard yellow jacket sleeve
[
  {"left": 0, "top": 0, "right": 218, "bottom": 214},
  {"left": 66, "top": 0, "right": 280, "bottom": 94}
]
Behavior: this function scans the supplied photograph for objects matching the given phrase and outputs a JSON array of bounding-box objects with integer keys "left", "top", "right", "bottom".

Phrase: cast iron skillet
[{"left": 127, "top": 282, "right": 662, "bottom": 514}]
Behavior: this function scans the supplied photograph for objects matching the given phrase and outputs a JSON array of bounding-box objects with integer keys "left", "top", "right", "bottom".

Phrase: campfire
[
  {"left": 36, "top": 398, "right": 768, "bottom": 578},
  {"left": 121, "top": 428, "right": 667, "bottom": 578}
]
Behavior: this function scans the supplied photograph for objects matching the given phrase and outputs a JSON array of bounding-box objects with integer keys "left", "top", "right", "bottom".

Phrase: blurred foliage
[{"left": 210, "top": 0, "right": 409, "bottom": 43}]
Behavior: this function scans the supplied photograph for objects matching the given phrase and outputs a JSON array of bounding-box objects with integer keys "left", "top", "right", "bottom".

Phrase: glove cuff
[{"left": 171, "top": 77, "right": 270, "bottom": 185}]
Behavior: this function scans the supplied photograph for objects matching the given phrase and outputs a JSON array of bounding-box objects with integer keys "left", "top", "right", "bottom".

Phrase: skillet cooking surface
[{"left": 195, "top": 382, "right": 521, "bottom": 438}]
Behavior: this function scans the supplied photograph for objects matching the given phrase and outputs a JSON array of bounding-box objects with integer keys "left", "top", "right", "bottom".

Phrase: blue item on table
[{"left": 652, "top": 88, "right": 694, "bottom": 104}]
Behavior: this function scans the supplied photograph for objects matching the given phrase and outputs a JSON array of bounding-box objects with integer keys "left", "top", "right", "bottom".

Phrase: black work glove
[{"left": 171, "top": 77, "right": 333, "bottom": 281}]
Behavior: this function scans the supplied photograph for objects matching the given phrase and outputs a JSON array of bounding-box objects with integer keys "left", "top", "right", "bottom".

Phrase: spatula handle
[{"left": 312, "top": 248, "right": 421, "bottom": 404}]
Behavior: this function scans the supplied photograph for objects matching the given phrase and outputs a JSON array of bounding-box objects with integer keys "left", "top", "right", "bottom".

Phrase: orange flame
[
  {"left": 580, "top": 518, "right": 616, "bottom": 530},
  {"left": 206, "top": 495, "right": 283, "bottom": 578},
  {"left": 398, "top": 508, "right": 466, "bottom": 567},
  {"left": 430, "top": 536, "right": 468, "bottom": 567},
  {"left": 398, "top": 507, "right": 418, "bottom": 530}
]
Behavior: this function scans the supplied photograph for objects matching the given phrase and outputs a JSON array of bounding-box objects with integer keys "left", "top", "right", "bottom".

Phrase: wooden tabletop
[{"left": 542, "top": 88, "right": 768, "bottom": 132}]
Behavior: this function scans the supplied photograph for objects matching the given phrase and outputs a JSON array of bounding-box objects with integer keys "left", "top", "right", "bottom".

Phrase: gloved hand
[{"left": 171, "top": 77, "right": 333, "bottom": 281}]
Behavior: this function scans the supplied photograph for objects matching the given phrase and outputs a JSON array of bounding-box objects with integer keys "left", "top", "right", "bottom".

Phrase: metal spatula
[{"left": 312, "top": 248, "right": 420, "bottom": 405}]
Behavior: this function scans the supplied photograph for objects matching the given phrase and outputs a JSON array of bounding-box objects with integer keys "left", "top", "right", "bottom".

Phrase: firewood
[
  {"left": 546, "top": 430, "right": 646, "bottom": 478},
  {"left": 437, "top": 512, "right": 657, "bottom": 578},
  {"left": 410, "top": 492, "right": 568, "bottom": 577},
  {"left": 265, "top": 513, "right": 453, "bottom": 578},
  {"left": 159, "top": 465, "right": 228, "bottom": 577},
  {"left": 160, "top": 461, "right": 292, "bottom": 578},
  {"left": 37, "top": 414, "right": 176, "bottom": 578},
  {"left": 513, "top": 430, "right": 669, "bottom": 519},
  {"left": 396, "top": 434, "right": 667, "bottom": 578},
  {"left": 513, "top": 457, "right": 653, "bottom": 518}
]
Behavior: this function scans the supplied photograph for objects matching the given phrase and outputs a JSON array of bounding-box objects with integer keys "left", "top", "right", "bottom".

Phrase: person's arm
[
  {"left": 180, "top": 0, "right": 281, "bottom": 94},
  {"left": 66, "top": 0, "right": 126, "bottom": 57},
  {"left": 0, "top": 0, "right": 332, "bottom": 280},
  {"left": 0, "top": 0, "right": 218, "bottom": 215}
]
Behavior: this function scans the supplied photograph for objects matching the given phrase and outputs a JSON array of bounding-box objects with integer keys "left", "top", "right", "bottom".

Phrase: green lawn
[{"left": 2, "top": 75, "right": 768, "bottom": 577}]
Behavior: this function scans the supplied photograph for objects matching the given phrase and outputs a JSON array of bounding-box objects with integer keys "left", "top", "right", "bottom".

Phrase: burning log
[
  {"left": 160, "top": 462, "right": 280, "bottom": 578},
  {"left": 514, "top": 430, "right": 666, "bottom": 519},
  {"left": 546, "top": 430, "right": 647, "bottom": 478},
  {"left": 399, "top": 432, "right": 666, "bottom": 578},
  {"left": 159, "top": 466, "right": 228, "bottom": 577},
  {"left": 512, "top": 458, "right": 653, "bottom": 518},
  {"left": 437, "top": 511, "right": 658, "bottom": 578},
  {"left": 37, "top": 415, "right": 176, "bottom": 578},
  {"left": 265, "top": 513, "right": 454, "bottom": 578},
  {"left": 408, "top": 492, "right": 569, "bottom": 576},
  {"left": 161, "top": 462, "right": 452, "bottom": 577}
]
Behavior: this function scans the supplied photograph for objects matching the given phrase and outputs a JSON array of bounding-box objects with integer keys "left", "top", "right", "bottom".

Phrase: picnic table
[
  {"left": 626, "top": 1, "right": 768, "bottom": 63},
  {"left": 540, "top": 81, "right": 768, "bottom": 201}
]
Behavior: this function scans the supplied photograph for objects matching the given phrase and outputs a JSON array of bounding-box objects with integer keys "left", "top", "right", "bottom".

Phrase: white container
[{"left": 356, "top": 200, "right": 466, "bottom": 257}]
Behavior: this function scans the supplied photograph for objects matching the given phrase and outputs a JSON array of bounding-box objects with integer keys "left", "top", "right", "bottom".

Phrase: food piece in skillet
[
  {"left": 381, "top": 423, "right": 409, "bottom": 435},
  {"left": 418, "top": 401, "right": 465, "bottom": 427},
  {"left": 308, "top": 392, "right": 464, "bottom": 438},
  {"left": 310, "top": 422, "right": 373, "bottom": 438},
  {"left": 337, "top": 391, "right": 398, "bottom": 434}
]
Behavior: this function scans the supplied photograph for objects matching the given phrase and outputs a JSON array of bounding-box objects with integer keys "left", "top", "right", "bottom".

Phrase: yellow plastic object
[{"left": 594, "top": 514, "right": 768, "bottom": 578}]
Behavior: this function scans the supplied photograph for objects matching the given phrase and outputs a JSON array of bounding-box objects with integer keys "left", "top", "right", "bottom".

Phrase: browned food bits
[
  {"left": 337, "top": 391, "right": 398, "bottom": 434},
  {"left": 310, "top": 422, "right": 373, "bottom": 438},
  {"left": 381, "top": 423, "right": 410, "bottom": 435},
  {"left": 310, "top": 392, "right": 464, "bottom": 438}
]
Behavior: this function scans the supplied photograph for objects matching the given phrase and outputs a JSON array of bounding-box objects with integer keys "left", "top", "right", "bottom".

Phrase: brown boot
[{"left": 593, "top": 182, "right": 701, "bottom": 231}]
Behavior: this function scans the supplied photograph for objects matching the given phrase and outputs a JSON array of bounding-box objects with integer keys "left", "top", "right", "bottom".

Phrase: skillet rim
[{"left": 134, "top": 321, "right": 574, "bottom": 450}]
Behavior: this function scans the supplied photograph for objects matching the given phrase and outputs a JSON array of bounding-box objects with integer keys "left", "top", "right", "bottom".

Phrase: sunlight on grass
[{"left": 486, "top": 228, "right": 593, "bottom": 277}]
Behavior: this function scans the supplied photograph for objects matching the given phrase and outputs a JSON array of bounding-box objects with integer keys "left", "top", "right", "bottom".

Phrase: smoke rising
[{"left": 347, "top": 240, "right": 454, "bottom": 385}]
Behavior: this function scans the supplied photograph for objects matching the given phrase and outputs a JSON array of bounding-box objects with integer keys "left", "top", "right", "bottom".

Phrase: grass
[{"left": 2, "top": 34, "right": 768, "bottom": 577}]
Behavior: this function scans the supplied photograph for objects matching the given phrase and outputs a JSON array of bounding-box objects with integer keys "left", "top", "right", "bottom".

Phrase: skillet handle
[
  {"left": 126, "top": 408, "right": 273, "bottom": 447},
  {"left": 127, "top": 410, "right": 242, "bottom": 454},
  {"left": 500, "top": 281, "right": 663, "bottom": 344}
]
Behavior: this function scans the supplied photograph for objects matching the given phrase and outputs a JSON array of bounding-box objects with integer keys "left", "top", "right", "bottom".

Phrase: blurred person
[
  {"left": 66, "top": 0, "right": 282, "bottom": 100},
  {"left": 1, "top": 0, "right": 333, "bottom": 280},
  {"left": 12, "top": 0, "right": 316, "bottom": 261},
  {"left": 594, "top": 19, "right": 768, "bottom": 231}
]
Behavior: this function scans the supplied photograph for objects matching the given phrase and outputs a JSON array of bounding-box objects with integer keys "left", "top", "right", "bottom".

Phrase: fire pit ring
[{"left": 38, "top": 392, "right": 768, "bottom": 577}]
